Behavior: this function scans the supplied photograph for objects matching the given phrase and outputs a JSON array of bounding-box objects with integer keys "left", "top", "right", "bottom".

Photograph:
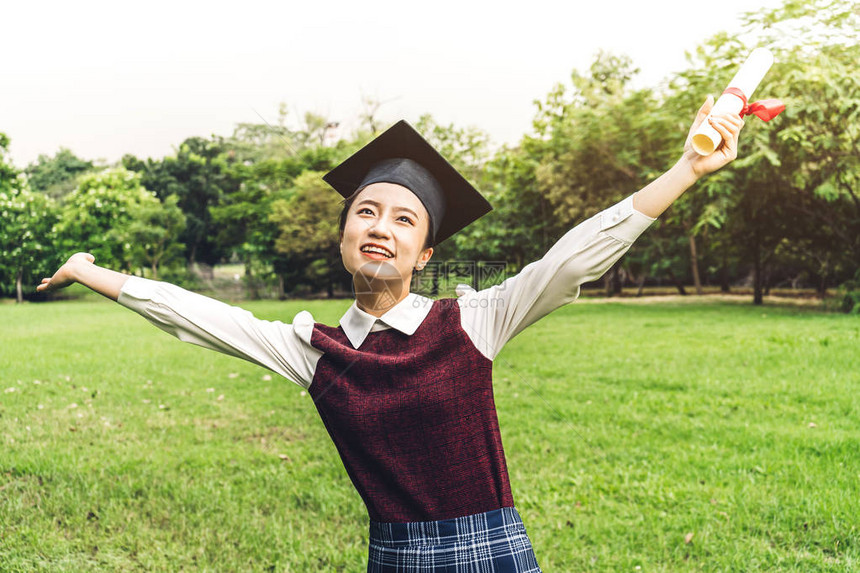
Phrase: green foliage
[
  {"left": 0, "top": 135, "right": 60, "bottom": 300},
  {"left": 270, "top": 171, "right": 341, "bottom": 255},
  {"left": 7, "top": 0, "right": 860, "bottom": 300},
  {"left": 124, "top": 138, "right": 240, "bottom": 266},
  {"left": 24, "top": 148, "right": 95, "bottom": 199},
  {"left": 0, "top": 132, "right": 18, "bottom": 196},
  {"left": 464, "top": 146, "right": 553, "bottom": 269},
  {"left": 532, "top": 52, "right": 676, "bottom": 227},
  {"left": 731, "top": 0, "right": 859, "bottom": 300},
  {"left": 214, "top": 118, "right": 347, "bottom": 298},
  {"left": 415, "top": 114, "right": 491, "bottom": 186},
  {"left": 55, "top": 168, "right": 162, "bottom": 272},
  {"left": 829, "top": 270, "right": 860, "bottom": 314},
  {"left": 228, "top": 104, "right": 341, "bottom": 163},
  {"left": 0, "top": 175, "right": 60, "bottom": 300},
  {"left": 113, "top": 194, "right": 187, "bottom": 279},
  {"left": 269, "top": 171, "right": 346, "bottom": 295}
]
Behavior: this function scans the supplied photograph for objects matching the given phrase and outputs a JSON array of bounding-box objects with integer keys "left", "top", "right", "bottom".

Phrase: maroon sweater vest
[{"left": 308, "top": 298, "right": 515, "bottom": 522}]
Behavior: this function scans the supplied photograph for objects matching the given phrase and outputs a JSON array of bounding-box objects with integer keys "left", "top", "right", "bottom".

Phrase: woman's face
[{"left": 340, "top": 182, "right": 434, "bottom": 285}]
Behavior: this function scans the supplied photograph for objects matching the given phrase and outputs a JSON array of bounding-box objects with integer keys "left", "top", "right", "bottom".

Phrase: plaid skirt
[{"left": 367, "top": 506, "right": 542, "bottom": 572}]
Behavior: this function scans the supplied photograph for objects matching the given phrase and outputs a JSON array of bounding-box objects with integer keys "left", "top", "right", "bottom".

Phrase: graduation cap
[{"left": 322, "top": 120, "right": 492, "bottom": 246}]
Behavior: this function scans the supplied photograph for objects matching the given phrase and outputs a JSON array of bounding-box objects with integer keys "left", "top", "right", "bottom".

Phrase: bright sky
[{"left": 2, "top": 0, "right": 785, "bottom": 168}]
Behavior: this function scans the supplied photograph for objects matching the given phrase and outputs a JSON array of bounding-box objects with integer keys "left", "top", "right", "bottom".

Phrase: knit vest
[{"left": 308, "top": 298, "right": 515, "bottom": 522}]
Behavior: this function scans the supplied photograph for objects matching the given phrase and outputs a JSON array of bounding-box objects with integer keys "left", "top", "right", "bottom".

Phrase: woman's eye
[
  {"left": 398, "top": 216, "right": 414, "bottom": 225},
  {"left": 358, "top": 207, "right": 373, "bottom": 215}
]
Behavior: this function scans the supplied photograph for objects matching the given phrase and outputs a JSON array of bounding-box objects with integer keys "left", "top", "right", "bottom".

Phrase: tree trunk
[
  {"left": 667, "top": 270, "right": 687, "bottom": 295},
  {"left": 612, "top": 264, "right": 622, "bottom": 296},
  {"left": 689, "top": 235, "right": 703, "bottom": 295},
  {"left": 636, "top": 273, "right": 647, "bottom": 297},
  {"left": 16, "top": 268, "right": 23, "bottom": 304},
  {"left": 188, "top": 243, "right": 197, "bottom": 269},
  {"left": 151, "top": 262, "right": 159, "bottom": 281},
  {"left": 278, "top": 274, "right": 285, "bottom": 300},
  {"left": 719, "top": 249, "right": 731, "bottom": 293},
  {"left": 752, "top": 234, "right": 764, "bottom": 305},
  {"left": 604, "top": 264, "right": 622, "bottom": 297},
  {"left": 245, "top": 259, "right": 259, "bottom": 300}
]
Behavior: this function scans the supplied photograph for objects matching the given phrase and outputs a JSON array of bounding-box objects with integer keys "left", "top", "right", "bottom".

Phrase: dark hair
[{"left": 338, "top": 189, "right": 435, "bottom": 250}]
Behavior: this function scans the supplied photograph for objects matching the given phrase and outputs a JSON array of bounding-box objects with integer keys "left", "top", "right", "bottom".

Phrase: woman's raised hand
[
  {"left": 36, "top": 252, "right": 95, "bottom": 293},
  {"left": 680, "top": 95, "right": 745, "bottom": 179}
]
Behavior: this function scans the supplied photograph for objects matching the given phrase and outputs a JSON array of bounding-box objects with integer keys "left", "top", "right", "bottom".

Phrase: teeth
[{"left": 361, "top": 246, "right": 393, "bottom": 258}]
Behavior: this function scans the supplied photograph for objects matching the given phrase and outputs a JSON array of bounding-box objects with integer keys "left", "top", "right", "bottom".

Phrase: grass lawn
[{"left": 1, "top": 294, "right": 858, "bottom": 571}]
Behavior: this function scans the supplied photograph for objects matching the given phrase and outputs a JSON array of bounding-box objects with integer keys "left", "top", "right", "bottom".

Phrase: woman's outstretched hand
[
  {"left": 36, "top": 252, "right": 94, "bottom": 293},
  {"left": 36, "top": 253, "right": 129, "bottom": 300},
  {"left": 632, "top": 96, "right": 746, "bottom": 219},
  {"left": 680, "top": 95, "right": 745, "bottom": 179}
]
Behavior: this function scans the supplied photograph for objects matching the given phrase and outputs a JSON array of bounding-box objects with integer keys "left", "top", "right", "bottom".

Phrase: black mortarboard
[{"left": 322, "top": 120, "right": 492, "bottom": 246}]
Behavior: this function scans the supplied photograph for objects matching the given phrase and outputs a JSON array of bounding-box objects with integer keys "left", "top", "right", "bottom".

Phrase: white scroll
[{"left": 692, "top": 48, "right": 775, "bottom": 156}]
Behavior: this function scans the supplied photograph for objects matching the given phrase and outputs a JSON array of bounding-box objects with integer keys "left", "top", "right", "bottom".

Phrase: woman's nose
[{"left": 368, "top": 218, "right": 391, "bottom": 238}]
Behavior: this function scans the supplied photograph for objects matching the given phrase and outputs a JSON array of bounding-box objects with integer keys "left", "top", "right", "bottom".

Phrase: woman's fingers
[
  {"left": 711, "top": 113, "right": 744, "bottom": 131},
  {"left": 688, "top": 95, "right": 715, "bottom": 137},
  {"left": 708, "top": 114, "right": 742, "bottom": 158}
]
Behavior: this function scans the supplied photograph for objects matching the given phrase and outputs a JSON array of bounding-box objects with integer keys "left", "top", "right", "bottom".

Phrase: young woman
[{"left": 38, "top": 97, "right": 743, "bottom": 572}]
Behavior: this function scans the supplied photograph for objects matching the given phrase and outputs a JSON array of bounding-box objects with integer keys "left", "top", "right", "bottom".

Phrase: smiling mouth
[{"left": 360, "top": 245, "right": 394, "bottom": 259}]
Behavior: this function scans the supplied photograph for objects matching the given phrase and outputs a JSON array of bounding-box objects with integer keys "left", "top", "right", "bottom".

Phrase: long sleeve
[
  {"left": 458, "top": 193, "right": 655, "bottom": 360},
  {"left": 117, "top": 276, "right": 322, "bottom": 389}
]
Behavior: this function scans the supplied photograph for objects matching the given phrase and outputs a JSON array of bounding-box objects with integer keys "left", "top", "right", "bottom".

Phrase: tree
[
  {"left": 671, "top": 0, "right": 859, "bottom": 303},
  {"left": 55, "top": 167, "right": 164, "bottom": 272},
  {"left": 212, "top": 114, "right": 348, "bottom": 298},
  {"left": 529, "top": 52, "right": 679, "bottom": 295},
  {"left": 760, "top": 13, "right": 860, "bottom": 293},
  {"left": 0, "top": 133, "right": 18, "bottom": 195},
  {"left": 209, "top": 172, "right": 279, "bottom": 299},
  {"left": 25, "top": 148, "right": 95, "bottom": 199},
  {"left": 0, "top": 174, "right": 59, "bottom": 302},
  {"left": 408, "top": 116, "right": 498, "bottom": 264},
  {"left": 269, "top": 171, "right": 345, "bottom": 297},
  {"left": 123, "top": 138, "right": 239, "bottom": 268},
  {"left": 113, "top": 194, "right": 186, "bottom": 280}
]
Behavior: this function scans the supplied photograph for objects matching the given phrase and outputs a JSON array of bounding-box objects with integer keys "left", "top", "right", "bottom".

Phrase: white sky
[{"left": 2, "top": 0, "right": 785, "bottom": 168}]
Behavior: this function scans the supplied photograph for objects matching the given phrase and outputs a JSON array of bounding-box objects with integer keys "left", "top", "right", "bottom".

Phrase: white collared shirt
[{"left": 118, "top": 194, "right": 655, "bottom": 389}]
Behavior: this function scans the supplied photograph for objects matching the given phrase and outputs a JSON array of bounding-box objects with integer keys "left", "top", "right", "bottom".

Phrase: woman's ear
[{"left": 415, "top": 247, "right": 433, "bottom": 270}]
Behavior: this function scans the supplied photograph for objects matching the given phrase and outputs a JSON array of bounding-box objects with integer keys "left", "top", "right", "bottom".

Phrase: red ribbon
[{"left": 722, "top": 87, "right": 785, "bottom": 121}]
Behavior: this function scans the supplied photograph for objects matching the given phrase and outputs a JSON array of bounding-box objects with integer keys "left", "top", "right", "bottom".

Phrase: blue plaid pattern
[{"left": 368, "top": 507, "right": 541, "bottom": 572}]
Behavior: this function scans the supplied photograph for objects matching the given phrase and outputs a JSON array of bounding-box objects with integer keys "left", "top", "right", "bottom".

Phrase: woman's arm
[
  {"left": 633, "top": 95, "right": 744, "bottom": 218},
  {"left": 458, "top": 196, "right": 653, "bottom": 359},
  {"left": 37, "top": 252, "right": 129, "bottom": 300},
  {"left": 459, "top": 96, "right": 745, "bottom": 359},
  {"left": 36, "top": 252, "right": 321, "bottom": 389}
]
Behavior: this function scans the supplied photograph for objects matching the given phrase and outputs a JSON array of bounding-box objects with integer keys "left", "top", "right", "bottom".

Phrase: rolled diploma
[{"left": 691, "top": 48, "right": 775, "bottom": 156}]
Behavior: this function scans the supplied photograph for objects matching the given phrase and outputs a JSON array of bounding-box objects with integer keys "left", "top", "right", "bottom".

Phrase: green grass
[{"left": 1, "top": 297, "right": 858, "bottom": 571}]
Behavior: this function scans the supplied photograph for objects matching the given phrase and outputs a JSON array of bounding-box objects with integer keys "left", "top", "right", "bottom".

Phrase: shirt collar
[{"left": 339, "top": 292, "right": 434, "bottom": 349}]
